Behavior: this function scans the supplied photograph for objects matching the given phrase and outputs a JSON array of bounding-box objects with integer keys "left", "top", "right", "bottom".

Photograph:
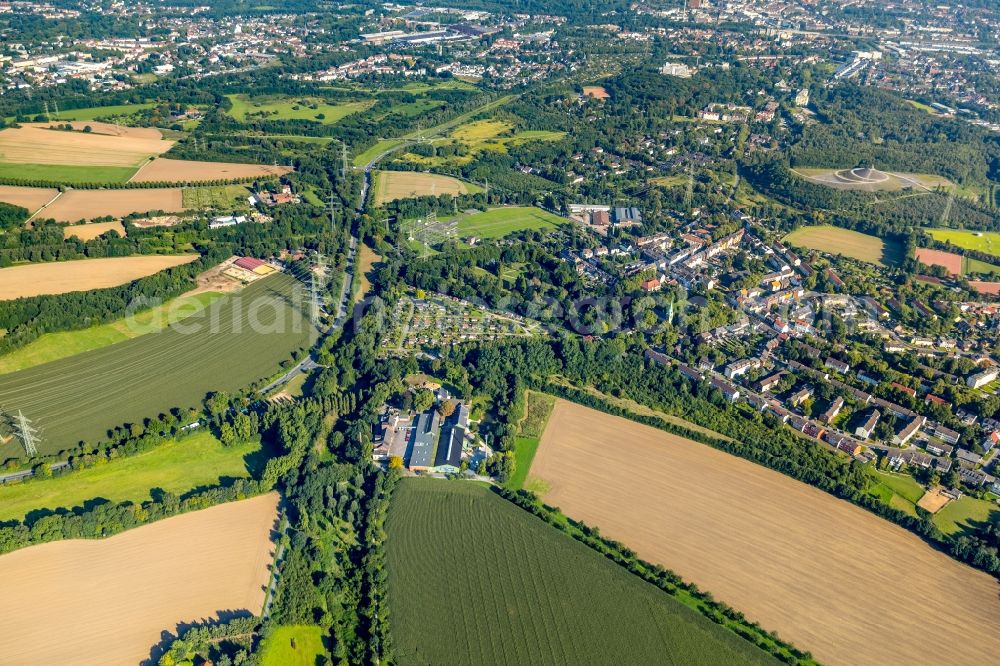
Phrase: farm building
[
  {"left": 432, "top": 403, "right": 470, "bottom": 474},
  {"left": 406, "top": 411, "right": 439, "bottom": 471}
]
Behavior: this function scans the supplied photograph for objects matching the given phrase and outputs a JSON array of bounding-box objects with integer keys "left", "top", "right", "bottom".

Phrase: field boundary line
[
  {"left": 126, "top": 157, "right": 153, "bottom": 184},
  {"left": 24, "top": 190, "right": 64, "bottom": 226}
]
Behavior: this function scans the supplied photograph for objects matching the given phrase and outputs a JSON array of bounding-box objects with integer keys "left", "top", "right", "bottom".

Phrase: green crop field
[
  {"left": 227, "top": 95, "right": 372, "bottom": 124},
  {"left": 182, "top": 184, "right": 251, "bottom": 209},
  {"left": 933, "top": 496, "right": 1000, "bottom": 536},
  {"left": 0, "top": 163, "right": 136, "bottom": 184},
  {"left": 259, "top": 625, "right": 328, "bottom": 666},
  {"left": 784, "top": 224, "right": 904, "bottom": 266},
  {"left": 0, "top": 431, "right": 263, "bottom": 522},
  {"left": 0, "top": 274, "right": 317, "bottom": 458},
  {"left": 0, "top": 292, "right": 224, "bottom": 375},
  {"left": 458, "top": 206, "right": 564, "bottom": 238},
  {"left": 385, "top": 479, "right": 779, "bottom": 666}
]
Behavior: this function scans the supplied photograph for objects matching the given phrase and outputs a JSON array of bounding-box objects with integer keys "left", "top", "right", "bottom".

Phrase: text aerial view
[{"left": 0, "top": 0, "right": 999, "bottom": 664}]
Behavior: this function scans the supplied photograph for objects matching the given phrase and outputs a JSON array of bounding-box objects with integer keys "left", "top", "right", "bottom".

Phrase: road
[{"left": 0, "top": 460, "right": 69, "bottom": 485}]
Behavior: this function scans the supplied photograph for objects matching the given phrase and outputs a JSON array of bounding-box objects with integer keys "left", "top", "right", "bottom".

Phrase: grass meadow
[
  {"left": 259, "top": 625, "right": 328, "bottom": 666},
  {"left": 0, "top": 274, "right": 317, "bottom": 458},
  {"left": 0, "top": 431, "right": 263, "bottom": 522},
  {"left": 933, "top": 495, "right": 1000, "bottom": 536},
  {"left": 227, "top": 95, "right": 372, "bottom": 124},
  {"left": 507, "top": 391, "right": 556, "bottom": 491},
  {"left": 385, "top": 479, "right": 779, "bottom": 666}
]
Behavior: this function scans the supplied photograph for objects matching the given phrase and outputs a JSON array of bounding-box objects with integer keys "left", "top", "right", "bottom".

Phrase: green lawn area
[
  {"left": 0, "top": 431, "right": 262, "bottom": 522},
  {"left": 385, "top": 478, "right": 780, "bottom": 666},
  {"left": 0, "top": 163, "right": 136, "bottom": 184},
  {"left": 182, "top": 184, "right": 251, "bottom": 209},
  {"left": 458, "top": 206, "right": 564, "bottom": 239},
  {"left": 933, "top": 496, "right": 1000, "bottom": 536},
  {"left": 258, "top": 625, "right": 328, "bottom": 666},
  {"left": 866, "top": 468, "right": 924, "bottom": 517},
  {"left": 869, "top": 469, "right": 925, "bottom": 503},
  {"left": 227, "top": 95, "right": 372, "bottom": 124},
  {"left": 0, "top": 292, "right": 224, "bottom": 375}
]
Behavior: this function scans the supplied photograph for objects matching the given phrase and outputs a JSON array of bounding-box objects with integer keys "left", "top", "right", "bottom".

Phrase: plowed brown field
[
  {"left": 0, "top": 493, "right": 279, "bottom": 666},
  {"left": 531, "top": 400, "right": 1000, "bottom": 666}
]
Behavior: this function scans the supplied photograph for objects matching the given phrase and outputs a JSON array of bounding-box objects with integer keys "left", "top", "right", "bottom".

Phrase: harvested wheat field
[
  {"left": 0, "top": 493, "right": 278, "bottom": 666},
  {"left": 64, "top": 220, "right": 127, "bottom": 240},
  {"left": 0, "top": 124, "right": 172, "bottom": 166},
  {"left": 373, "top": 170, "right": 474, "bottom": 204},
  {"left": 0, "top": 185, "right": 58, "bottom": 214},
  {"left": 42, "top": 187, "right": 185, "bottom": 222},
  {"left": 131, "top": 157, "right": 292, "bottom": 183},
  {"left": 0, "top": 254, "right": 197, "bottom": 300},
  {"left": 531, "top": 400, "right": 1000, "bottom": 666},
  {"left": 42, "top": 120, "right": 165, "bottom": 140}
]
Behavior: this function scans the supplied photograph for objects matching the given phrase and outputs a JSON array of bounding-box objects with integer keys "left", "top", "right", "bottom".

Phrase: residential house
[
  {"left": 925, "top": 441, "right": 953, "bottom": 457},
  {"left": 820, "top": 397, "right": 844, "bottom": 424},
  {"left": 855, "top": 410, "right": 881, "bottom": 440},
  {"left": 893, "top": 416, "right": 925, "bottom": 446},
  {"left": 824, "top": 357, "right": 850, "bottom": 374}
]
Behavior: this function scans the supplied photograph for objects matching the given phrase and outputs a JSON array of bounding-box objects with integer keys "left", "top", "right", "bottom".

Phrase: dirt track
[
  {"left": 0, "top": 493, "right": 279, "bottom": 666},
  {"left": 0, "top": 255, "right": 197, "bottom": 300},
  {"left": 531, "top": 400, "right": 1000, "bottom": 666}
]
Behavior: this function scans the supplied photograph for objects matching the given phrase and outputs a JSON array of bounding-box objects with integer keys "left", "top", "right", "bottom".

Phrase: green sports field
[
  {"left": 0, "top": 431, "right": 262, "bottom": 522},
  {"left": 0, "top": 292, "right": 225, "bottom": 375},
  {"left": 0, "top": 274, "right": 317, "bottom": 458},
  {"left": 227, "top": 95, "right": 372, "bottom": 124},
  {"left": 385, "top": 478, "right": 779, "bottom": 666},
  {"left": 458, "top": 206, "right": 564, "bottom": 238}
]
